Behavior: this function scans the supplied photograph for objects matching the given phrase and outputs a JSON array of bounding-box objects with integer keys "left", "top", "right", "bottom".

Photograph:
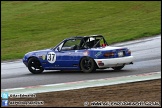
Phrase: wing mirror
[{"left": 57, "top": 47, "right": 61, "bottom": 52}]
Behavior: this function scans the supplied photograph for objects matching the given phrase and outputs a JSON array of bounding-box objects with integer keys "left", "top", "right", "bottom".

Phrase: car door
[
  {"left": 56, "top": 50, "right": 80, "bottom": 68},
  {"left": 45, "top": 39, "right": 82, "bottom": 70}
]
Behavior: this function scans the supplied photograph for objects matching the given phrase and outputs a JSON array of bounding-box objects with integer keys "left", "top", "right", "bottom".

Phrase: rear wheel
[
  {"left": 112, "top": 65, "right": 125, "bottom": 70},
  {"left": 80, "top": 57, "right": 96, "bottom": 73},
  {"left": 28, "top": 58, "right": 44, "bottom": 74}
]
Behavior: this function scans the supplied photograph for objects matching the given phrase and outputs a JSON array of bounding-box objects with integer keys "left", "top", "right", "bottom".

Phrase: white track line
[{"left": 1, "top": 72, "right": 161, "bottom": 95}]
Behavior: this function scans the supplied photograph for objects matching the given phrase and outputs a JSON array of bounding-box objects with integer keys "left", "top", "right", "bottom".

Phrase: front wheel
[
  {"left": 112, "top": 65, "right": 125, "bottom": 71},
  {"left": 80, "top": 57, "right": 96, "bottom": 73},
  {"left": 28, "top": 58, "right": 44, "bottom": 74}
]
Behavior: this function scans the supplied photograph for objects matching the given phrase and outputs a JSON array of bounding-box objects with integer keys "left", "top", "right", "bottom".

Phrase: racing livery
[{"left": 23, "top": 35, "right": 133, "bottom": 74}]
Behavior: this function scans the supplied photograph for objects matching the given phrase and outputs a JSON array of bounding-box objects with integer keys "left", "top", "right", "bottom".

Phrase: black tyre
[
  {"left": 112, "top": 65, "right": 125, "bottom": 71},
  {"left": 80, "top": 57, "right": 96, "bottom": 73},
  {"left": 28, "top": 58, "right": 44, "bottom": 74}
]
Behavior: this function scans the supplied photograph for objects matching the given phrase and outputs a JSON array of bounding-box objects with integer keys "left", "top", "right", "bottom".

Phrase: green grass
[{"left": 1, "top": 1, "right": 161, "bottom": 60}]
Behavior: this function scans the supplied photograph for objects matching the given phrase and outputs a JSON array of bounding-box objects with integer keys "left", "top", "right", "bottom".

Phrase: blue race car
[{"left": 23, "top": 35, "right": 133, "bottom": 74}]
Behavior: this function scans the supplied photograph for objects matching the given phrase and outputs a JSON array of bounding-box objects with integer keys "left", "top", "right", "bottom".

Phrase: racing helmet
[{"left": 86, "top": 37, "right": 95, "bottom": 42}]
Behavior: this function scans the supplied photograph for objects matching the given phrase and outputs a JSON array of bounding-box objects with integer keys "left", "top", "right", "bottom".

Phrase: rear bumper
[{"left": 94, "top": 56, "right": 134, "bottom": 68}]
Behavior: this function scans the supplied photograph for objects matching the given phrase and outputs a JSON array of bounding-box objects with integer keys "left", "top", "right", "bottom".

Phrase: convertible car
[{"left": 23, "top": 35, "right": 133, "bottom": 74}]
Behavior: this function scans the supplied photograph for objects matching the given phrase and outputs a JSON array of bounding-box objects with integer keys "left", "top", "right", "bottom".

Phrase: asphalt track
[{"left": 1, "top": 35, "right": 161, "bottom": 89}]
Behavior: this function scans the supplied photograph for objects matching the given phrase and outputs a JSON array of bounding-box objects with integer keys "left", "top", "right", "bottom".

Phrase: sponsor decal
[
  {"left": 83, "top": 50, "right": 89, "bottom": 56},
  {"left": 95, "top": 51, "right": 102, "bottom": 57}
]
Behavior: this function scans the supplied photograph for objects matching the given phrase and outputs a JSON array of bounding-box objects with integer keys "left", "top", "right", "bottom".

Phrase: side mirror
[{"left": 57, "top": 47, "right": 61, "bottom": 52}]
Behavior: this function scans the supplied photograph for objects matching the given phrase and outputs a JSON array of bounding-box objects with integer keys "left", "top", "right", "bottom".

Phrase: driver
[{"left": 86, "top": 37, "right": 95, "bottom": 48}]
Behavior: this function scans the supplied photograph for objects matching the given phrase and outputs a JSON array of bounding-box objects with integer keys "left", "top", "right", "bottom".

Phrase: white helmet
[{"left": 87, "top": 37, "right": 95, "bottom": 42}]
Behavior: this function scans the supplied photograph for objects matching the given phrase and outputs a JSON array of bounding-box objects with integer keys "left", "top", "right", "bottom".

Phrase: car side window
[{"left": 61, "top": 39, "right": 80, "bottom": 51}]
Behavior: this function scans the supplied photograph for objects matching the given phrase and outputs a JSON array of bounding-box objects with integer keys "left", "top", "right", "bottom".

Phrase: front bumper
[
  {"left": 94, "top": 56, "right": 134, "bottom": 68},
  {"left": 22, "top": 57, "right": 28, "bottom": 67}
]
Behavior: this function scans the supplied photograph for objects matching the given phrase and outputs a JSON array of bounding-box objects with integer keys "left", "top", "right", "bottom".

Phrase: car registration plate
[{"left": 118, "top": 51, "right": 124, "bottom": 57}]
